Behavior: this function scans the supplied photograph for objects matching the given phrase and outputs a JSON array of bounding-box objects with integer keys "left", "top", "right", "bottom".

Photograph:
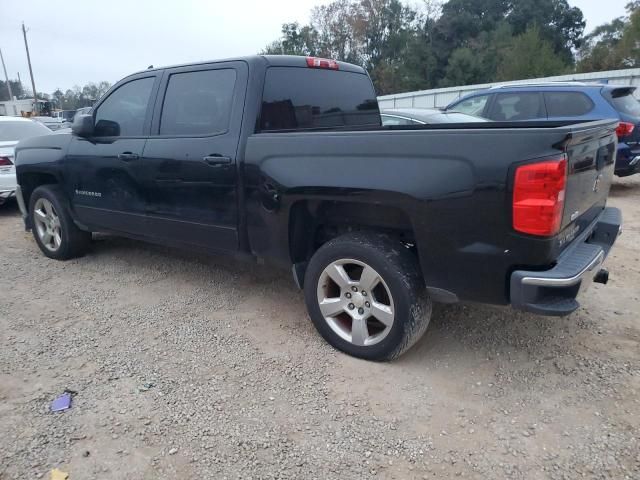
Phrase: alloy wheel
[
  {"left": 33, "top": 198, "right": 62, "bottom": 252},
  {"left": 316, "top": 259, "right": 395, "bottom": 347}
]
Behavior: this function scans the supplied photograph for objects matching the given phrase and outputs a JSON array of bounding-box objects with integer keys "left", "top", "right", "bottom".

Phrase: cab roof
[{"left": 133, "top": 55, "right": 367, "bottom": 77}]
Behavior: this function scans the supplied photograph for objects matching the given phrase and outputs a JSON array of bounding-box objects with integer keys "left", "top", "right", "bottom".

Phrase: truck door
[
  {"left": 140, "top": 62, "right": 247, "bottom": 251},
  {"left": 65, "top": 74, "right": 158, "bottom": 235}
]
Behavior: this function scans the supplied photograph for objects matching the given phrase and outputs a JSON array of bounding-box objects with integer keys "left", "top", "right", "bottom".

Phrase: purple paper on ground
[{"left": 50, "top": 392, "right": 72, "bottom": 412}]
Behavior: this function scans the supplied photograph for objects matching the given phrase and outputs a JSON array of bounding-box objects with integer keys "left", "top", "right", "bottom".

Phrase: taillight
[
  {"left": 0, "top": 156, "right": 12, "bottom": 166},
  {"left": 615, "top": 121, "right": 635, "bottom": 138},
  {"left": 306, "top": 56, "right": 339, "bottom": 70},
  {"left": 513, "top": 157, "right": 567, "bottom": 236}
]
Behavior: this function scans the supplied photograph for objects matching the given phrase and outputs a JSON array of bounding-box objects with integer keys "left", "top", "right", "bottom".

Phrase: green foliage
[
  {"left": 263, "top": 0, "right": 589, "bottom": 93},
  {"left": 497, "top": 25, "right": 568, "bottom": 80},
  {"left": 578, "top": 1, "right": 640, "bottom": 72},
  {"left": 577, "top": 18, "right": 626, "bottom": 72},
  {"left": 260, "top": 0, "right": 640, "bottom": 93},
  {"left": 439, "top": 48, "right": 484, "bottom": 87},
  {"left": 50, "top": 81, "right": 111, "bottom": 110},
  {"left": 505, "top": 0, "right": 585, "bottom": 62},
  {"left": 618, "top": 5, "right": 640, "bottom": 66},
  {"left": 0, "top": 79, "right": 24, "bottom": 102},
  {"left": 262, "top": 22, "right": 319, "bottom": 56}
]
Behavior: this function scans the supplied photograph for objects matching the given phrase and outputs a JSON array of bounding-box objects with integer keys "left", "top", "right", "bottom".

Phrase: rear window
[
  {"left": 610, "top": 91, "right": 640, "bottom": 117},
  {"left": 544, "top": 92, "right": 594, "bottom": 117},
  {"left": 259, "top": 67, "right": 380, "bottom": 131}
]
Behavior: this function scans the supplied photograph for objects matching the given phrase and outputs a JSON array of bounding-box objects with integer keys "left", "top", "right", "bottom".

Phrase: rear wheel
[
  {"left": 29, "top": 185, "right": 91, "bottom": 260},
  {"left": 304, "top": 232, "right": 431, "bottom": 360}
]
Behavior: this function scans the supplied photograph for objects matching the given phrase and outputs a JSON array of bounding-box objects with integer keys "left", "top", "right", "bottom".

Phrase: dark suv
[{"left": 446, "top": 83, "right": 640, "bottom": 176}]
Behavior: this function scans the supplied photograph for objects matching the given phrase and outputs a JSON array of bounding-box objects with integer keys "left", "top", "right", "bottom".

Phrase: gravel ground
[{"left": 1, "top": 177, "right": 639, "bottom": 480}]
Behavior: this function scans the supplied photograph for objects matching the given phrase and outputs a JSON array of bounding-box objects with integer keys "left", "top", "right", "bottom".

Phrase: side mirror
[
  {"left": 71, "top": 114, "right": 94, "bottom": 137},
  {"left": 94, "top": 119, "right": 120, "bottom": 137}
]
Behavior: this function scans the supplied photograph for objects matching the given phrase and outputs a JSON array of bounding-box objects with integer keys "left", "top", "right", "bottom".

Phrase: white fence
[{"left": 377, "top": 68, "right": 640, "bottom": 109}]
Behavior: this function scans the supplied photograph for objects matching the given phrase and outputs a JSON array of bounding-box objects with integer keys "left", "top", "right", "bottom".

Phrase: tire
[
  {"left": 304, "top": 232, "right": 432, "bottom": 361},
  {"left": 29, "top": 185, "right": 91, "bottom": 260}
]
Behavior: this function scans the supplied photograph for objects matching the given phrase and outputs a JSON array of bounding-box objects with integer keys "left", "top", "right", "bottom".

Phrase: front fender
[{"left": 15, "top": 132, "right": 72, "bottom": 182}]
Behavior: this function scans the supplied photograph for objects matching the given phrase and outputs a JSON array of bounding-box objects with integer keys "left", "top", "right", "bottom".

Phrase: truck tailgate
[
  {"left": 559, "top": 120, "right": 618, "bottom": 245},
  {"left": 510, "top": 119, "right": 621, "bottom": 315}
]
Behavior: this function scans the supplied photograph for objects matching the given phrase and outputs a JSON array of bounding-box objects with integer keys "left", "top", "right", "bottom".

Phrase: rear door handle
[
  {"left": 118, "top": 152, "right": 139, "bottom": 161},
  {"left": 203, "top": 155, "right": 232, "bottom": 166}
]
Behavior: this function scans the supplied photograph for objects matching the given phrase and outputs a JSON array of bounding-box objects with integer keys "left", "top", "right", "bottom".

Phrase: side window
[
  {"left": 159, "top": 69, "right": 236, "bottom": 136},
  {"left": 490, "top": 92, "right": 544, "bottom": 121},
  {"left": 381, "top": 115, "right": 416, "bottom": 126},
  {"left": 94, "top": 77, "right": 155, "bottom": 137},
  {"left": 451, "top": 95, "right": 489, "bottom": 117},
  {"left": 544, "top": 92, "right": 594, "bottom": 117}
]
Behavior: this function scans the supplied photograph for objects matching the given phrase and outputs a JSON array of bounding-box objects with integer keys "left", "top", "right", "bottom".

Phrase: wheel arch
[
  {"left": 19, "top": 171, "right": 61, "bottom": 221},
  {"left": 288, "top": 198, "right": 418, "bottom": 286}
]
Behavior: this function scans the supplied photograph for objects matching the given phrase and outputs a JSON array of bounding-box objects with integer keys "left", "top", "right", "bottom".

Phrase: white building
[
  {"left": 377, "top": 68, "right": 640, "bottom": 109},
  {"left": 0, "top": 98, "right": 47, "bottom": 116}
]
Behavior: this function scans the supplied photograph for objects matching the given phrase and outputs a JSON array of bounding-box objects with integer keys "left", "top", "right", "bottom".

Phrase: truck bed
[{"left": 244, "top": 119, "right": 619, "bottom": 305}]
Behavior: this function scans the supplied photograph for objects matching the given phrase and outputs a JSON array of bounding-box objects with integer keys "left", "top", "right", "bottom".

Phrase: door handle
[
  {"left": 203, "top": 155, "right": 232, "bottom": 166},
  {"left": 118, "top": 152, "right": 139, "bottom": 161}
]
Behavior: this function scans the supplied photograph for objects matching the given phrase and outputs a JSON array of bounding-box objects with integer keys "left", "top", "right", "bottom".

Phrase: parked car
[
  {"left": 445, "top": 82, "right": 640, "bottom": 176},
  {"left": 31, "top": 115, "right": 66, "bottom": 131},
  {"left": 52, "top": 110, "right": 78, "bottom": 129},
  {"left": 14, "top": 56, "right": 622, "bottom": 360},
  {"left": 381, "top": 108, "right": 487, "bottom": 125},
  {"left": 0, "top": 117, "right": 52, "bottom": 205}
]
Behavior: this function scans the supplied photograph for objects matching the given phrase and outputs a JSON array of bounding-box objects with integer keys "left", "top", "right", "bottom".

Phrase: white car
[{"left": 0, "top": 117, "right": 52, "bottom": 205}]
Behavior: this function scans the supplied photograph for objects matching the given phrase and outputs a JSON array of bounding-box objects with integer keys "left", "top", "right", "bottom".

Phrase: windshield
[
  {"left": 447, "top": 94, "right": 489, "bottom": 116},
  {"left": 610, "top": 92, "right": 640, "bottom": 117},
  {"left": 62, "top": 110, "right": 76, "bottom": 121},
  {"left": 0, "top": 121, "right": 52, "bottom": 141}
]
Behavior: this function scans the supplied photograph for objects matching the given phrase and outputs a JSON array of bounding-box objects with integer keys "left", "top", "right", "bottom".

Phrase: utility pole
[
  {"left": 22, "top": 22, "right": 39, "bottom": 115},
  {"left": 0, "top": 48, "right": 13, "bottom": 100}
]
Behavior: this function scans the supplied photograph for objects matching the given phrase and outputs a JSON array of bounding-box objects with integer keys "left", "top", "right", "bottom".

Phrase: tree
[
  {"left": 439, "top": 48, "right": 485, "bottom": 86},
  {"left": 577, "top": 18, "right": 626, "bottom": 71},
  {"left": 262, "top": 0, "right": 432, "bottom": 94},
  {"left": 617, "top": 3, "right": 640, "bottom": 66},
  {"left": 262, "top": 22, "right": 319, "bottom": 55},
  {"left": 50, "top": 82, "right": 111, "bottom": 109},
  {"left": 506, "top": 0, "right": 585, "bottom": 62},
  {"left": 577, "top": 1, "right": 640, "bottom": 71},
  {"left": 0, "top": 79, "right": 25, "bottom": 101},
  {"left": 261, "top": 0, "right": 585, "bottom": 93},
  {"left": 497, "top": 25, "right": 567, "bottom": 80}
]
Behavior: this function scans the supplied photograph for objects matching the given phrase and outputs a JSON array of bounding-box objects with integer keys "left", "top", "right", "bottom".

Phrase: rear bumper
[
  {"left": 0, "top": 171, "right": 16, "bottom": 204},
  {"left": 510, "top": 207, "right": 622, "bottom": 316},
  {"left": 0, "top": 189, "right": 14, "bottom": 205}
]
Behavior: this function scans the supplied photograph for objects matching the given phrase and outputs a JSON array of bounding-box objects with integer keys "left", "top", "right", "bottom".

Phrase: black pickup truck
[{"left": 14, "top": 55, "right": 622, "bottom": 360}]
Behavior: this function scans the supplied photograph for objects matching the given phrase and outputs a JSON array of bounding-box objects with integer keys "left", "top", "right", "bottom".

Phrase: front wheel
[
  {"left": 304, "top": 232, "right": 432, "bottom": 361},
  {"left": 29, "top": 185, "right": 91, "bottom": 260}
]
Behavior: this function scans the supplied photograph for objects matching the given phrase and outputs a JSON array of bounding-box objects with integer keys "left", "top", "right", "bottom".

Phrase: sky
[{"left": 0, "top": 0, "right": 630, "bottom": 96}]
